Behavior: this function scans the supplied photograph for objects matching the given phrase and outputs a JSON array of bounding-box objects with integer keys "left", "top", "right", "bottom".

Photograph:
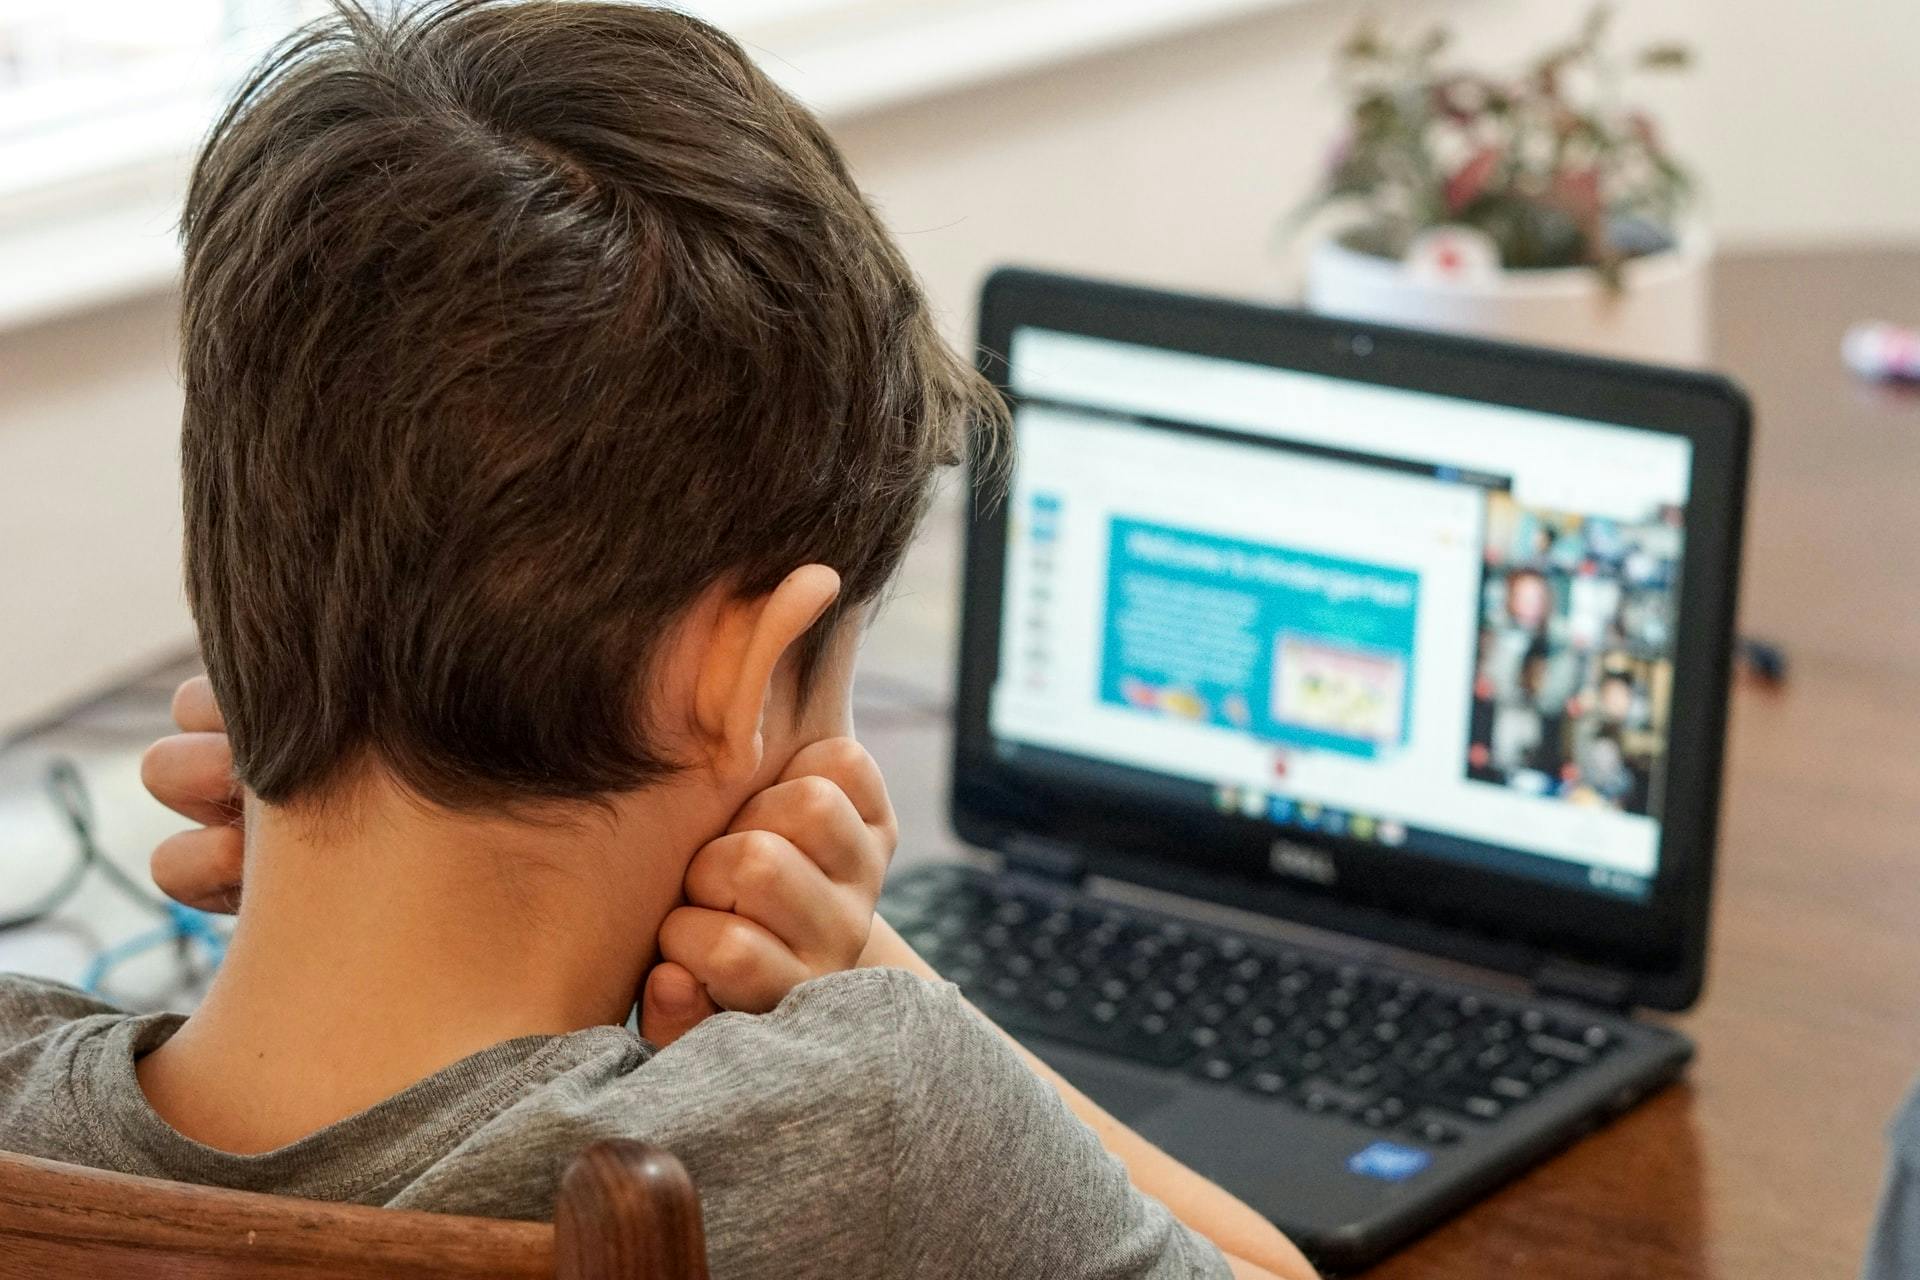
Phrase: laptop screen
[{"left": 986, "top": 326, "right": 1696, "bottom": 904}]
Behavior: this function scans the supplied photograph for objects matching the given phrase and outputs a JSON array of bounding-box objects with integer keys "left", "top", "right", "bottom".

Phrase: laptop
[{"left": 878, "top": 269, "right": 1750, "bottom": 1271}]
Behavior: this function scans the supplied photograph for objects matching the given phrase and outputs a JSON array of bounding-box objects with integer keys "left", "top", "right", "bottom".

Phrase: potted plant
[{"left": 1296, "top": 6, "right": 1705, "bottom": 365}]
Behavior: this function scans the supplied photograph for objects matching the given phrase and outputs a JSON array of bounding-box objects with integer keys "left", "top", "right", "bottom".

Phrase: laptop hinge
[
  {"left": 1532, "top": 958, "right": 1635, "bottom": 1011},
  {"left": 1000, "top": 834, "right": 1088, "bottom": 884}
]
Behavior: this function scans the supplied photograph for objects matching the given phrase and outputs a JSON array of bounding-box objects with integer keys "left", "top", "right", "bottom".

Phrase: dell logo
[{"left": 1269, "top": 839, "right": 1338, "bottom": 886}]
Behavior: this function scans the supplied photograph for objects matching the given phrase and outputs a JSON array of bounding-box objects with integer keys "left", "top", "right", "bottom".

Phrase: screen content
[{"left": 988, "top": 328, "right": 1695, "bottom": 901}]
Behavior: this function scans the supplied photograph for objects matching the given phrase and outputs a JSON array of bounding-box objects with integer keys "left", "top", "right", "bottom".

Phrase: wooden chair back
[{"left": 0, "top": 1139, "right": 708, "bottom": 1280}]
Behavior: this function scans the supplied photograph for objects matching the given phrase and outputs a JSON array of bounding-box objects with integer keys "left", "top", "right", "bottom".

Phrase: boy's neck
[{"left": 137, "top": 774, "right": 702, "bottom": 1153}]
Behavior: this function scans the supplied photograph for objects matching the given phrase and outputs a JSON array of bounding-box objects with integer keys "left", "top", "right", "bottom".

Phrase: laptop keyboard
[{"left": 882, "top": 868, "right": 1618, "bottom": 1147}]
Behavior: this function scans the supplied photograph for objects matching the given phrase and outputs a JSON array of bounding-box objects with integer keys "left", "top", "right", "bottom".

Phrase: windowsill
[
  {"left": 0, "top": 0, "right": 1305, "bottom": 335},
  {"left": 0, "top": 162, "right": 189, "bottom": 333},
  {"left": 748, "top": 0, "right": 1305, "bottom": 121}
]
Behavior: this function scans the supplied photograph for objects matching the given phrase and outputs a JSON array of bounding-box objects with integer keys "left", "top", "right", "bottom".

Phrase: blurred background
[{"left": 1, "top": 0, "right": 1916, "bottom": 731}]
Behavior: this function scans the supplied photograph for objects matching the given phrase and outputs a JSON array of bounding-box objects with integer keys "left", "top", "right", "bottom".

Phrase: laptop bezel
[{"left": 951, "top": 268, "right": 1748, "bottom": 1012}]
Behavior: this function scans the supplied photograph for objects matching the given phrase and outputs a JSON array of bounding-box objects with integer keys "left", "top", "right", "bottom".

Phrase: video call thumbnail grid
[{"left": 1465, "top": 492, "right": 1683, "bottom": 817}]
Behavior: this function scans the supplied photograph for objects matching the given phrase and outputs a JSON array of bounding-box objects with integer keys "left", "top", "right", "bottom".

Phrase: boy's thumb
[{"left": 639, "top": 962, "right": 720, "bottom": 1049}]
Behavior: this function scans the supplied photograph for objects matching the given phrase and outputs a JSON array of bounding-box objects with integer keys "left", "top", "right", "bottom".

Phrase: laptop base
[{"left": 881, "top": 862, "right": 1691, "bottom": 1272}]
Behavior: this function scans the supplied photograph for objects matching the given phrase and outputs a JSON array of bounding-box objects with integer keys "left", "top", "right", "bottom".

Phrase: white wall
[
  {"left": 1, "top": 0, "right": 1916, "bottom": 729},
  {"left": 0, "top": 292, "right": 188, "bottom": 731},
  {"left": 830, "top": 0, "right": 1920, "bottom": 346},
  {"left": 1672, "top": 0, "right": 1920, "bottom": 249}
]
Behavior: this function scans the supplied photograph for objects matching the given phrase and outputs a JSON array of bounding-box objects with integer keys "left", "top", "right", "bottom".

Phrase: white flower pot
[{"left": 1304, "top": 231, "right": 1711, "bottom": 367}]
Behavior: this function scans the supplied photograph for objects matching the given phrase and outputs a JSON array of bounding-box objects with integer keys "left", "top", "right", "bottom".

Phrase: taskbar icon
[{"left": 1261, "top": 795, "right": 1408, "bottom": 849}]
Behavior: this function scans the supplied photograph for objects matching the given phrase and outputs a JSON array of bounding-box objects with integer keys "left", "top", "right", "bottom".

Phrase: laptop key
[
  {"left": 1233, "top": 1037, "right": 1276, "bottom": 1064},
  {"left": 1341, "top": 1063, "right": 1382, "bottom": 1089},
  {"left": 1527, "top": 1032, "right": 1596, "bottom": 1065},
  {"left": 1299, "top": 1080, "right": 1368, "bottom": 1115},
  {"left": 1357, "top": 1095, "right": 1411, "bottom": 1129},
  {"left": 1242, "top": 1068, "right": 1291, "bottom": 1097},
  {"left": 1234, "top": 1011, "right": 1281, "bottom": 1039},
  {"left": 1408, "top": 1116, "right": 1464, "bottom": 1146},
  {"left": 1528, "top": 1057, "right": 1568, "bottom": 1086},
  {"left": 1192, "top": 1055, "right": 1239, "bottom": 1083},
  {"left": 1490, "top": 1075, "right": 1533, "bottom": 1101},
  {"left": 1403, "top": 1076, "right": 1501, "bottom": 1120},
  {"left": 1120, "top": 955, "right": 1157, "bottom": 983},
  {"left": 1462, "top": 1095, "right": 1504, "bottom": 1121}
]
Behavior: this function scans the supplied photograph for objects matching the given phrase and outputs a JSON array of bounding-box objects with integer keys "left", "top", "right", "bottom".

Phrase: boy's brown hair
[{"left": 179, "top": 0, "right": 1004, "bottom": 810}]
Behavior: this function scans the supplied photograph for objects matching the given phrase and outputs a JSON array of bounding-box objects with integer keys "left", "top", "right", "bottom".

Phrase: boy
[{"left": 0, "top": 4, "right": 1314, "bottom": 1277}]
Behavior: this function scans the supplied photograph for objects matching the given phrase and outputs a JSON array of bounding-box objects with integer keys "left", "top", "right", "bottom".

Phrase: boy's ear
[{"left": 692, "top": 565, "right": 841, "bottom": 782}]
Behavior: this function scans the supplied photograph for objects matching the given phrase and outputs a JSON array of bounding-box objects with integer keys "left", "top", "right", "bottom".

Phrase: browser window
[{"left": 989, "top": 327, "right": 1695, "bottom": 901}]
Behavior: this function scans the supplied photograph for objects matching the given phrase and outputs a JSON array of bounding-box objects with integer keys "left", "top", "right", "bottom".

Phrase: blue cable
[
  {"left": 30, "top": 757, "right": 230, "bottom": 1001},
  {"left": 80, "top": 902, "right": 228, "bottom": 997}
]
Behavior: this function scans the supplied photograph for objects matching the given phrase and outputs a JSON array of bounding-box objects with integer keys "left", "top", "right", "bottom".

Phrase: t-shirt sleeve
[
  {"left": 1864, "top": 1080, "right": 1920, "bottom": 1280},
  {"left": 880, "top": 970, "right": 1230, "bottom": 1280},
  {"left": 0, "top": 974, "right": 119, "bottom": 1037}
]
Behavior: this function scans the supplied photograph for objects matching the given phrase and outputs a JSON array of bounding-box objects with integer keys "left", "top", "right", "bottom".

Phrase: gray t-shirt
[
  {"left": 1865, "top": 1079, "right": 1920, "bottom": 1279},
  {"left": 0, "top": 967, "right": 1225, "bottom": 1278}
]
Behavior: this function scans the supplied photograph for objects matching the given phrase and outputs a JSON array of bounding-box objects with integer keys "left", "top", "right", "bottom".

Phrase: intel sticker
[{"left": 1347, "top": 1141, "right": 1431, "bottom": 1182}]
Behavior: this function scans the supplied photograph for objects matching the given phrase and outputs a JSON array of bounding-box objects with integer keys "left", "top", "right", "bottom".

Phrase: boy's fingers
[
  {"left": 637, "top": 961, "right": 720, "bottom": 1049},
  {"left": 149, "top": 826, "right": 245, "bottom": 914},
  {"left": 657, "top": 906, "right": 812, "bottom": 1014},
  {"left": 142, "top": 718, "right": 247, "bottom": 916},
  {"left": 140, "top": 732, "right": 242, "bottom": 826},
  {"left": 778, "top": 737, "right": 897, "bottom": 838},
  {"left": 726, "top": 775, "right": 886, "bottom": 891},
  {"left": 170, "top": 677, "right": 227, "bottom": 734},
  {"left": 684, "top": 830, "right": 864, "bottom": 965}
]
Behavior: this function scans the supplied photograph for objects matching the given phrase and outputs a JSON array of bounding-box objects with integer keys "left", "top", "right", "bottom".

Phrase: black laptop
[{"left": 878, "top": 269, "right": 1749, "bottom": 1271}]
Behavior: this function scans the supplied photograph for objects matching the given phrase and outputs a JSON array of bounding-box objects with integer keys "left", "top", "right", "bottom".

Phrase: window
[
  {"left": 0, "top": 1, "right": 304, "bottom": 204},
  {"left": 0, "top": 0, "right": 1299, "bottom": 327}
]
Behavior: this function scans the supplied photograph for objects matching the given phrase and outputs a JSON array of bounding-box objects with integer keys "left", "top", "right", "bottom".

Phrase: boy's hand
[
  {"left": 143, "top": 677, "right": 247, "bottom": 913},
  {"left": 645, "top": 737, "right": 897, "bottom": 1043}
]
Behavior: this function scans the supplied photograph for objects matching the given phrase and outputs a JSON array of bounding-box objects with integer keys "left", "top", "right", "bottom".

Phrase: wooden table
[{"left": 863, "top": 249, "right": 1920, "bottom": 1279}]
